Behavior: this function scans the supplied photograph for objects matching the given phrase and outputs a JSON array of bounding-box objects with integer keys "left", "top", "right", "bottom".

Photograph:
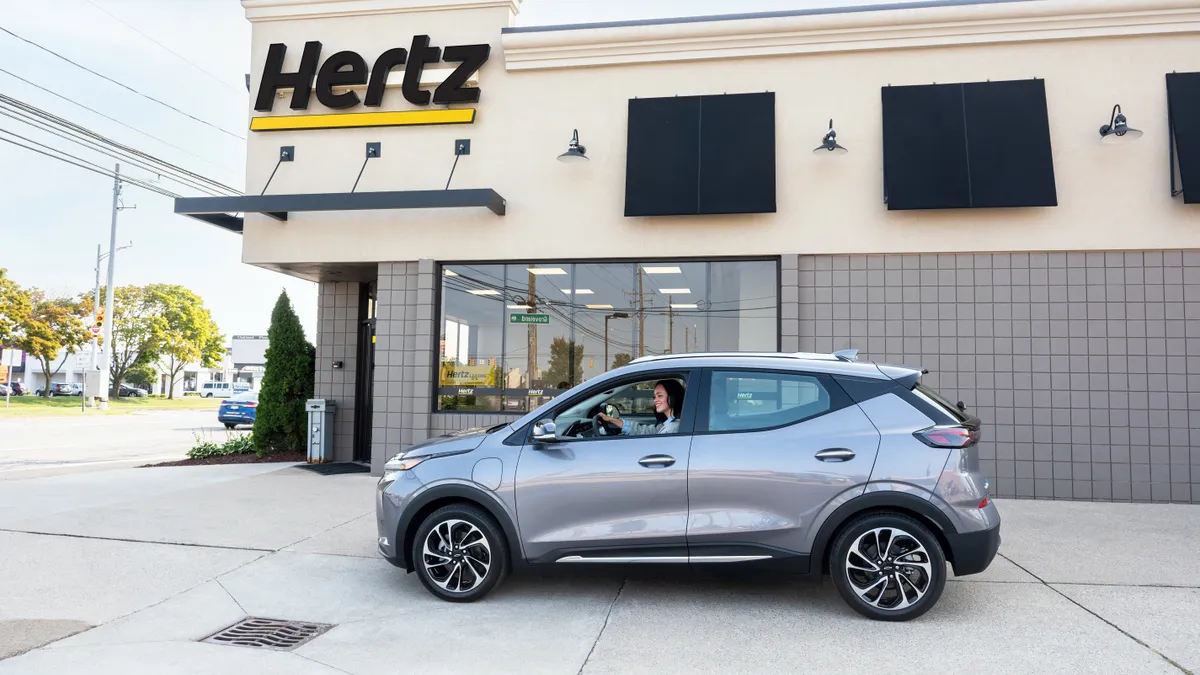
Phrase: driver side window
[{"left": 548, "top": 373, "right": 689, "bottom": 441}]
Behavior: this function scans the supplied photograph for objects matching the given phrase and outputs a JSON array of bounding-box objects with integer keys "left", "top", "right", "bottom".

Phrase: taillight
[
  {"left": 978, "top": 495, "right": 990, "bottom": 508},
  {"left": 913, "top": 425, "right": 980, "bottom": 448},
  {"left": 244, "top": 402, "right": 257, "bottom": 408}
]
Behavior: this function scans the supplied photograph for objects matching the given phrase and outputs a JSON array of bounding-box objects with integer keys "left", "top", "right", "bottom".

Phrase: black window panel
[
  {"left": 882, "top": 83, "right": 971, "bottom": 210},
  {"left": 963, "top": 79, "right": 1057, "bottom": 208},
  {"left": 1167, "top": 72, "right": 1200, "bottom": 204},
  {"left": 624, "top": 96, "right": 701, "bottom": 217},
  {"left": 698, "top": 92, "right": 776, "bottom": 214}
]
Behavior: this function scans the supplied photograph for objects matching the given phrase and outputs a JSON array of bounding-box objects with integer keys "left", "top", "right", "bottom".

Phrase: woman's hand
[{"left": 597, "top": 413, "right": 624, "bottom": 429}]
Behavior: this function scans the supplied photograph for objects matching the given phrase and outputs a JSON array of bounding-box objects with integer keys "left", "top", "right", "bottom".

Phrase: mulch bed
[{"left": 141, "top": 450, "right": 308, "bottom": 468}]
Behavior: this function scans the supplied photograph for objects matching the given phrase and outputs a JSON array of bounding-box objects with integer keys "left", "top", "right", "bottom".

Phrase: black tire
[
  {"left": 224, "top": 423, "right": 236, "bottom": 429},
  {"left": 829, "top": 512, "right": 947, "bottom": 622},
  {"left": 412, "top": 503, "right": 509, "bottom": 603}
]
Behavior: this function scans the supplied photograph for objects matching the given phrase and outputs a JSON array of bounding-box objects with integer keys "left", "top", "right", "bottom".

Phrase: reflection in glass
[{"left": 437, "top": 260, "right": 777, "bottom": 412}]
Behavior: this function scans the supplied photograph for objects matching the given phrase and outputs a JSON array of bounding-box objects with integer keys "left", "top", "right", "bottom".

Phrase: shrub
[
  {"left": 187, "top": 432, "right": 256, "bottom": 459},
  {"left": 253, "top": 290, "right": 315, "bottom": 457}
]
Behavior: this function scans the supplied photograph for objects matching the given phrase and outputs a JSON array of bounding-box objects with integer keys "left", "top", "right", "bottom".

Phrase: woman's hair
[{"left": 654, "top": 379, "right": 685, "bottom": 422}]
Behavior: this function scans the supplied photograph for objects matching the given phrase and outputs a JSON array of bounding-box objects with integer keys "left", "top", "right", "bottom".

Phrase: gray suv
[{"left": 377, "top": 350, "right": 1000, "bottom": 621}]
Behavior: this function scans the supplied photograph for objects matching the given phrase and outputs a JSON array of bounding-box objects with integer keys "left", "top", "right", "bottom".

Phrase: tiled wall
[
  {"left": 315, "top": 281, "right": 360, "bottom": 462},
  {"left": 784, "top": 251, "right": 1200, "bottom": 504}
]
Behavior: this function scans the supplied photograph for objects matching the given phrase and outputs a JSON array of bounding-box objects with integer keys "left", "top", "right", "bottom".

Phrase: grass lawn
[{"left": 0, "top": 395, "right": 222, "bottom": 417}]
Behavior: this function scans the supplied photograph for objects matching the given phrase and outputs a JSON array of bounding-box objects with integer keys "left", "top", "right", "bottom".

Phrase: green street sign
[{"left": 510, "top": 313, "right": 550, "bottom": 325}]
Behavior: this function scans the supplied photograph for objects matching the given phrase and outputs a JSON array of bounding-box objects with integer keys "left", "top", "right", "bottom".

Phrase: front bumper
[{"left": 946, "top": 521, "right": 1001, "bottom": 576}]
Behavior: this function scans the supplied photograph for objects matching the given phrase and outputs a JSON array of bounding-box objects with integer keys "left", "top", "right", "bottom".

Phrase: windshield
[
  {"left": 913, "top": 382, "right": 967, "bottom": 422},
  {"left": 229, "top": 391, "right": 257, "bottom": 402}
]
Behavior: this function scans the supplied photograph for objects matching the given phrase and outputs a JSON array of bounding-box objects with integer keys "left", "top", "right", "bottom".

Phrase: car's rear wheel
[
  {"left": 830, "top": 512, "right": 946, "bottom": 622},
  {"left": 412, "top": 504, "right": 508, "bottom": 603},
  {"left": 224, "top": 423, "right": 236, "bottom": 429}
]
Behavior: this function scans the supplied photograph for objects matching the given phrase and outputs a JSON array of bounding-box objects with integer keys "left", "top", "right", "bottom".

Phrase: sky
[{"left": 0, "top": 0, "right": 910, "bottom": 341}]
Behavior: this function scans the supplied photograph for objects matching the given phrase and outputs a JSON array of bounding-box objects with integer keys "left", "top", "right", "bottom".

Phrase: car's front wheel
[
  {"left": 830, "top": 513, "right": 947, "bottom": 622},
  {"left": 412, "top": 504, "right": 508, "bottom": 603}
]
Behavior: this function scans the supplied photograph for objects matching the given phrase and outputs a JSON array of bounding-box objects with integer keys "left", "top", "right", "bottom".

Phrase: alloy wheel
[
  {"left": 844, "top": 526, "right": 933, "bottom": 611},
  {"left": 421, "top": 518, "right": 492, "bottom": 593}
]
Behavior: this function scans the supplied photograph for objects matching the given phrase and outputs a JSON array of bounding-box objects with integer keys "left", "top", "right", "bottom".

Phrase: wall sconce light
[
  {"left": 1099, "top": 104, "right": 1143, "bottom": 143},
  {"left": 557, "top": 129, "right": 588, "bottom": 162},
  {"left": 813, "top": 119, "right": 848, "bottom": 155}
]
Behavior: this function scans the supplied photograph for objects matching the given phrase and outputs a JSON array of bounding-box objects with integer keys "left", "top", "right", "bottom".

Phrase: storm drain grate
[{"left": 202, "top": 617, "right": 334, "bottom": 651}]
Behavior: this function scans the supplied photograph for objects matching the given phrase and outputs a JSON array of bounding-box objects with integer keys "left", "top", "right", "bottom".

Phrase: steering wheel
[{"left": 593, "top": 413, "right": 622, "bottom": 436}]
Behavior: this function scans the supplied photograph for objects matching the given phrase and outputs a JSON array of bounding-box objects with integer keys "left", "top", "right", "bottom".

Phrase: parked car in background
[
  {"left": 0, "top": 384, "right": 9, "bottom": 397},
  {"left": 377, "top": 350, "right": 999, "bottom": 622},
  {"left": 118, "top": 384, "right": 148, "bottom": 397},
  {"left": 218, "top": 391, "right": 258, "bottom": 429},
  {"left": 35, "top": 382, "right": 81, "bottom": 397},
  {"left": 10, "top": 382, "right": 26, "bottom": 396},
  {"left": 201, "top": 381, "right": 251, "bottom": 398}
]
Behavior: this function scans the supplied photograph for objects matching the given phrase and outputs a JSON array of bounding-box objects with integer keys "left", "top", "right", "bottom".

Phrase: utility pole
[
  {"left": 667, "top": 295, "right": 674, "bottom": 354},
  {"left": 637, "top": 266, "right": 644, "bottom": 357},
  {"left": 98, "top": 164, "right": 120, "bottom": 409},
  {"left": 526, "top": 270, "right": 537, "bottom": 392}
]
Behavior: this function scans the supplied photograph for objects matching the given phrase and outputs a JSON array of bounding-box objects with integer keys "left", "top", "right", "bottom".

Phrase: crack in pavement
[
  {"left": 0, "top": 528, "right": 274, "bottom": 553},
  {"left": 576, "top": 578, "right": 626, "bottom": 675},
  {"left": 998, "top": 553, "right": 1194, "bottom": 675}
]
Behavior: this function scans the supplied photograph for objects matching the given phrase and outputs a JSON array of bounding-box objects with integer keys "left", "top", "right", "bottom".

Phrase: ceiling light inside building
[
  {"left": 658, "top": 288, "right": 691, "bottom": 294},
  {"left": 443, "top": 269, "right": 459, "bottom": 276},
  {"left": 670, "top": 303, "right": 698, "bottom": 309},
  {"left": 643, "top": 266, "right": 682, "bottom": 274},
  {"left": 585, "top": 304, "right": 614, "bottom": 309},
  {"left": 468, "top": 289, "right": 500, "bottom": 295},
  {"left": 527, "top": 267, "right": 568, "bottom": 275},
  {"left": 507, "top": 304, "right": 532, "bottom": 309},
  {"left": 572, "top": 289, "right": 594, "bottom": 295}
]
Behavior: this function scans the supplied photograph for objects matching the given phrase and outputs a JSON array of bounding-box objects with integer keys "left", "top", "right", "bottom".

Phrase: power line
[
  {"left": 0, "top": 66, "right": 237, "bottom": 173},
  {"left": 0, "top": 130, "right": 179, "bottom": 199},
  {"left": 0, "top": 107, "right": 223, "bottom": 197},
  {"left": 0, "top": 93, "right": 241, "bottom": 195},
  {"left": 0, "top": 24, "right": 245, "bottom": 141},
  {"left": 84, "top": 0, "right": 244, "bottom": 96}
]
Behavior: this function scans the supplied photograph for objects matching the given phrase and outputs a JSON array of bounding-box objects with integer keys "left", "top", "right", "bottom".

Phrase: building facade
[{"left": 183, "top": 0, "right": 1200, "bottom": 503}]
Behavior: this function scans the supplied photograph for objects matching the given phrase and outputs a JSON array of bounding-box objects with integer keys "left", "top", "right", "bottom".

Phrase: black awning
[{"left": 175, "top": 188, "right": 507, "bottom": 233}]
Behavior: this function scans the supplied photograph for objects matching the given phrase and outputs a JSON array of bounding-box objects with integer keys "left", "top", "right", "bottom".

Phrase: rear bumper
[{"left": 947, "top": 522, "right": 1001, "bottom": 576}]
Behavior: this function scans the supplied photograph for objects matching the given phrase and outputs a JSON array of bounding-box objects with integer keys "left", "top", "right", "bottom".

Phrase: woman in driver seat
[{"left": 598, "top": 380, "right": 684, "bottom": 435}]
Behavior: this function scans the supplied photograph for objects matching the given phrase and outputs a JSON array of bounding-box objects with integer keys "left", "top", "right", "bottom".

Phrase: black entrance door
[{"left": 353, "top": 282, "right": 376, "bottom": 463}]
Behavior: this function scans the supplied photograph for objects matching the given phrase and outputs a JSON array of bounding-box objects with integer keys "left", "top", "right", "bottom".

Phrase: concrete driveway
[
  {"left": 0, "top": 410, "right": 238, "bottom": 477},
  {"left": 0, "top": 464, "right": 1197, "bottom": 674}
]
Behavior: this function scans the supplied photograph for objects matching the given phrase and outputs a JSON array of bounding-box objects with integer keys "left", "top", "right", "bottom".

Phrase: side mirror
[{"left": 532, "top": 419, "right": 558, "bottom": 443}]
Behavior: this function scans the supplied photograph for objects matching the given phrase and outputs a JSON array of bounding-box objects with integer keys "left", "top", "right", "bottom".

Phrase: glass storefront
[{"left": 437, "top": 259, "right": 778, "bottom": 412}]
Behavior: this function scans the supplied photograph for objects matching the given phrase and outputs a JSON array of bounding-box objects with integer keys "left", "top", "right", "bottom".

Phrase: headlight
[{"left": 383, "top": 456, "right": 427, "bottom": 472}]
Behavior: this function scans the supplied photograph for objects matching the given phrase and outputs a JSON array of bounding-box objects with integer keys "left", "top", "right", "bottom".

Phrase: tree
[
  {"left": 542, "top": 337, "right": 583, "bottom": 388},
  {"left": 0, "top": 268, "right": 31, "bottom": 348},
  {"left": 11, "top": 291, "right": 90, "bottom": 397},
  {"left": 148, "top": 284, "right": 223, "bottom": 399},
  {"left": 124, "top": 360, "right": 157, "bottom": 391},
  {"left": 80, "top": 286, "right": 168, "bottom": 397},
  {"left": 253, "top": 290, "right": 315, "bottom": 456},
  {"left": 610, "top": 352, "right": 633, "bottom": 370}
]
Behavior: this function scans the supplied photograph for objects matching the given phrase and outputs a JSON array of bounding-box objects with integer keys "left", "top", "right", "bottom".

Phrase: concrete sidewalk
[{"left": 0, "top": 464, "right": 1197, "bottom": 674}]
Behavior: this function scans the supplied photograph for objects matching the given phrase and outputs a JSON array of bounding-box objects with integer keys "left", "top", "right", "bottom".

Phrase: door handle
[
  {"left": 815, "top": 448, "right": 855, "bottom": 462},
  {"left": 638, "top": 454, "right": 676, "bottom": 468}
]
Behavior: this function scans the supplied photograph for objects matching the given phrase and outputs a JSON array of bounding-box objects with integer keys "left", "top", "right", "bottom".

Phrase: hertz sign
[{"left": 251, "top": 36, "right": 489, "bottom": 132}]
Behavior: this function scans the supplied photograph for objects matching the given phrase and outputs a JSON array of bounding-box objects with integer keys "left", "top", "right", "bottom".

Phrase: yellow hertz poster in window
[{"left": 440, "top": 363, "right": 497, "bottom": 387}]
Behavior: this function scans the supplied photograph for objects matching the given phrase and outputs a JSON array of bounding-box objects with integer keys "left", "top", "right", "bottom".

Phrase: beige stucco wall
[{"left": 240, "top": 0, "right": 1200, "bottom": 273}]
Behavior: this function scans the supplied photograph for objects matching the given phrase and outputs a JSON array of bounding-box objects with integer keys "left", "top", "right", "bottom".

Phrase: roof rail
[
  {"left": 833, "top": 349, "right": 859, "bottom": 362},
  {"left": 627, "top": 351, "right": 845, "bottom": 365}
]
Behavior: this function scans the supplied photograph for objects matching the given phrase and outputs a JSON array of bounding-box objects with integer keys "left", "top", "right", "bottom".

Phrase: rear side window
[{"left": 706, "top": 370, "right": 834, "bottom": 432}]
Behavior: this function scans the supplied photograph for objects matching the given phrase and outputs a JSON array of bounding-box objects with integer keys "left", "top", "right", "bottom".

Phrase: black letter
[
  {"left": 433, "top": 44, "right": 490, "bottom": 105},
  {"left": 364, "top": 47, "right": 407, "bottom": 107},
  {"left": 254, "top": 41, "right": 322, "bottom": 112},
  {"left": 315, "top": 50, "right": 368, "bottom": 109},
  {"left": 402, "top": 35, "right": 441, "bottom": 106}
]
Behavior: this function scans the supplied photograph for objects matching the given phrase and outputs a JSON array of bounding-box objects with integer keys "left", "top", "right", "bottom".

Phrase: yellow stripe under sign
[{"left": 250, "top": 108, "right": 476, "bottom": 131}]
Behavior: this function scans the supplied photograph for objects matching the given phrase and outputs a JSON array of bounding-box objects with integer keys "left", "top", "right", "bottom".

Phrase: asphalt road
[{"left": 0, "top": 410, "right": 243, "bottom": 477}]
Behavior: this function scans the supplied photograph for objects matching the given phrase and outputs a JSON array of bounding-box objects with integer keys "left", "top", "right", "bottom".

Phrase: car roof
[{"left": 624, "top": 350, "right": 921, "bottom": 380}]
